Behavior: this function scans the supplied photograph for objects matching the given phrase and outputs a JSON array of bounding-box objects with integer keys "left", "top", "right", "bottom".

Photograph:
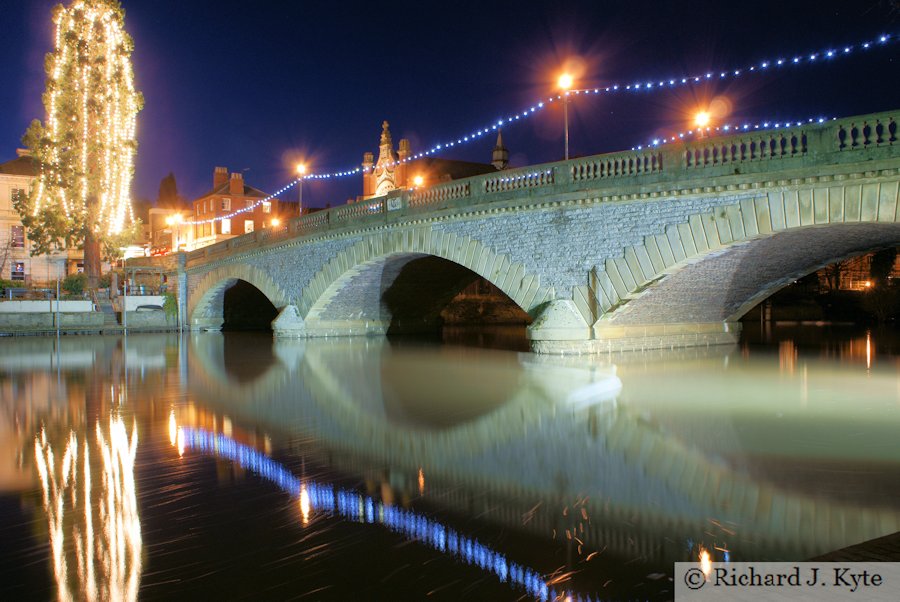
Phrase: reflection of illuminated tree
[{"left": 34, "top": 416, "right": 141, "bottom": 602}]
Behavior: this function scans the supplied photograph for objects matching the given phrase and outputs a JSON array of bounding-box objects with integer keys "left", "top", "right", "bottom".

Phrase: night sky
[{"left": 2, "top": 0, "right": 898, "bottom": 210}]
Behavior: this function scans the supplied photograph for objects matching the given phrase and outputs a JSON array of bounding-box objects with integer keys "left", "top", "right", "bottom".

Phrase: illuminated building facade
[
  {"left": 360, "top": 121, "right": 508, "bottom": 201},
  {"left": 189, "top": 167, "right": 291, "bottom": 250},
  {"left": 0, "top": 150, "right": 82, "bottom": 284}
]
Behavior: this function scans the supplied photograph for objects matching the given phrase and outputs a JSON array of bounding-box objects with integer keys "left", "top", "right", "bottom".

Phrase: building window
[
  {"left": 244, "top": 220, "right": 254, "bottom": 234},
  {"left": 195, "top": 205, "right": 200, "bottom": 216},
  {"left": 262, "top": 201, "right": 271, "bottom": 214},
  {"left": 10, "top": 225, "right": 25, "bottom": 249},
  {"left": 245, "top": 200, "right": 254, "bottom": 209},
  {"left": 11, "top": 262, "right": 25, "bottom": 281},
  {"left": 10, "top": 188, "right": 26, "bottom": 205},
  {"left": 221, "top": 198, "right": 231, "bottom": 211},
  {"left": 221, "top": 219, "right": 231, "bottom": 235}
]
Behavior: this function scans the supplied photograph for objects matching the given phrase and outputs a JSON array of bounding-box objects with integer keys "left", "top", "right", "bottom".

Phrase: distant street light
[
  {"left": 694, "top": 111, "right": 711, "bottom": 139},
  {"left": 413, "top": 175, "right": 424, "bottom": 187},
  {"left": 558, "top": 73, "right": 574, "bottom": 160},
  {"left": 296, "top": 163, "right": 307, "bottom": 215},
  {"left": 271, "top": 218, "right": 281, "bottom": 228}
]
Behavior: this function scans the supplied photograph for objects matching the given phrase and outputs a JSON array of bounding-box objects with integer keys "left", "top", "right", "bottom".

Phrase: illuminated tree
[{"left": 18, "top": 0, "right": 143, "bottom": 288}]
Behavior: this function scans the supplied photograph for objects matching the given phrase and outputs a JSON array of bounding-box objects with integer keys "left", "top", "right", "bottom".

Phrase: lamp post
[
  {"left": 558, "top": 73, "right": 573, "bottom": 160},
  {"left": 296, "top": 163, "right": 307, "bottom": 215}
]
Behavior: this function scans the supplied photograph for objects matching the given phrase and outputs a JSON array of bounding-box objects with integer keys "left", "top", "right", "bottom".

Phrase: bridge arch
[
  {"left": 188, "top": 264, "right": 289, "bottom": 331},
  {"left": 581, "top": 179, "right": 900, "bottom": 352},
  {"left": 298, "top": 229, "right": 551, "bottom": 337}
]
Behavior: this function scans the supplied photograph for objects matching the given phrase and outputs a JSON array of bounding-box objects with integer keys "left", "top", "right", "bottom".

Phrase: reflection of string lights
[
  {"left": 178, "top": 427, "right": 572, "bottom": 601},
  {"left": 180, "top": 31, "right": 895, "bottom": 227},
  {"left": 34, "top": 418, "right": 142, "bottom": 602}
]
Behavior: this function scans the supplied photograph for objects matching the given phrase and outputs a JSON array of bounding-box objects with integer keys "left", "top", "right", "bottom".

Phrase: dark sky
[{"left": 2, "top": 0, "right": 898, "bottom": 209}]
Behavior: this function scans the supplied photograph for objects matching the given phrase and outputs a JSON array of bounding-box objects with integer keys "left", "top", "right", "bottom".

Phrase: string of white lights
[
  {"left": 180, "top": 31, "right": 895, "bottom": 226},
  {"left": 633, "top": 116, "right": 834, "bottom": 149}
]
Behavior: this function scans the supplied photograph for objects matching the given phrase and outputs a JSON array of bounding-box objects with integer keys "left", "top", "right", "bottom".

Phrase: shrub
[
  {"left": 62, "top": 272, "right": 87, "bottom": 296},
  {"left": 0, "top": 278, "right": 20, "bottom": 297},
  {"left": 98, "top": 270, "right": 124, "bottom": 290},
  {"left": 162, "top": 292, "right": 178, "bottom": 319}
]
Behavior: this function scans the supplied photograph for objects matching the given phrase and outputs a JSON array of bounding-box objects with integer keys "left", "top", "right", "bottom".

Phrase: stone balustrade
[
  {"left": 169, "top": 109, "right": 896, "bottom": 271},
  {"left": 572, "top": 150, "right": 662, "bottom": 180}
]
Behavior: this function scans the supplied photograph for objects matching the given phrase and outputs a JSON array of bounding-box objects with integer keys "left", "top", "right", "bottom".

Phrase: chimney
[
  {"left": 214, "top": 166, "right": 228, "bottom": 189},
  {"left": 15, "top": 148, "right": 31, "bottom": 158},
  {"left": 229, "top": 172, "right": 244, "bottom": 196}
]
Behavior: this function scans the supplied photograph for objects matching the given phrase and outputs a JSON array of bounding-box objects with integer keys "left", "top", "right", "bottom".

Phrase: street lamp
[
  {"left": 558, "top": 73, "right": 574, "bottom": 160},
  {"left": 296, "top": 163, "right": 307, "bottom": 215},
  {"left": 271, "top": 218, "right": 281, "bottom": 228},
  {"left": 164, "top": 213, "right": 183, "bottom": 252},
  {"left": 694, "top": 111, "right": 711, "bottom": 139},
  {"left": 413, "top": 175, "right": 424, "bottom": 187}
]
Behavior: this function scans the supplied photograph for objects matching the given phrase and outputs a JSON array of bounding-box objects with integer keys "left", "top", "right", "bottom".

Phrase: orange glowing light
[
  {"left": 864, "top": 280, "right": 872, "bottom": 288},
  {"left": 271, "top": 218, "right": 281, "bottom": 227},
  {"left": 168, "top": 411, "right": 177, "bottom": 446},
  {"left": 699, "top": 547, "right": 712, "bottom": 578},
  {"left": 413, "top": 175, "right": 424, "bottom": 187},
  {"left": 418, "top": 468, "right": 425, "bottom": 494},
  {"left": 296, "top": 163, "right": 307, "bottom": 176},
  {"left": 694, "top": 111, "right": 711, "bottom": 128},
  {"left": 300, "top": 484, "right": 311, "bottom": 525},
  {"left": 176, "top": 427, "right": 185, "bottom": 457},
  {"left": 558, "top": 73, "right": 574, "bottom": 91}
]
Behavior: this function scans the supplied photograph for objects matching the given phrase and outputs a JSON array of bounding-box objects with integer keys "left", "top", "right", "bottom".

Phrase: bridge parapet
[{"left": 177, "top": 110, "right": 897, "bottom": 272}]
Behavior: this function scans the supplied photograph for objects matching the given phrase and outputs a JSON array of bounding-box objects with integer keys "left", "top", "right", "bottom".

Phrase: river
[{"left": 1, "top": 325, "right": 898, "bottom": 600}]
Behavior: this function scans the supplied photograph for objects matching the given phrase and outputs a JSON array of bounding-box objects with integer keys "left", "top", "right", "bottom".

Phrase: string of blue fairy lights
[{"left": 181, "top": 31, "right": 896, "bottom": 226}]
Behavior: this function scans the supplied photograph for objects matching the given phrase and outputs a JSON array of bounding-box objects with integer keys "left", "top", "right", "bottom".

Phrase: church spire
[{"left": 492, "top": 129, "right": 509, "bottom": 170}]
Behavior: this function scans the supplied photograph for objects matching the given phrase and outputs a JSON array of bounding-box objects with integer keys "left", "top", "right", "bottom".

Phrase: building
[
  {"left": 188, "top": 167, "right": 292, "bottom": 250},
  {"left": 360, "top": 121, "right": 508, "bottom": 201},
  {"left": 0, "top": 149, "right": 78, "bottom": 285}
]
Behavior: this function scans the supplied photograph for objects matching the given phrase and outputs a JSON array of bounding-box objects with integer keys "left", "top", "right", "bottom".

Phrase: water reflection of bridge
[{"left": 186, "top": 334, "right": 900, "bottom": 564}]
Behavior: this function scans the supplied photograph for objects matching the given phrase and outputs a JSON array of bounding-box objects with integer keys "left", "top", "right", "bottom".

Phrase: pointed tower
[
  {"left": 492, "top": 130, "right": 509, "bottom": 170},
  {"left": 372, "top": 120, "right": 399, "bottom": 197}
]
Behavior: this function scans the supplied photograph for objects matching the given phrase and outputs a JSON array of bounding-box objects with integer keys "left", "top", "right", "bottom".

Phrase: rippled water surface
[{"left": 1, "top": 327, "right": 899, "bottom": 600}]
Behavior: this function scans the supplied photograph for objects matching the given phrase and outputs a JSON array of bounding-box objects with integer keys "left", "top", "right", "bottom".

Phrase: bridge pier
[
  {"left": 190, "top": 316, "right": 224, "bottom": 332},
  {"left": 528, "top": 301, "right": 740, "bottom": 354},
  {"left": 526, "top": 300, "right": 593, "bottom": 354},
  {"left": 272, "top": 305, "right": 307, "bottom": 337}
]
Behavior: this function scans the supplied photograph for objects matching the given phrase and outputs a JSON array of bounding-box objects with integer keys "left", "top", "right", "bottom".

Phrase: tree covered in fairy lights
[{"left": 17, "top": 0, "right": 143, "bottom": 287}]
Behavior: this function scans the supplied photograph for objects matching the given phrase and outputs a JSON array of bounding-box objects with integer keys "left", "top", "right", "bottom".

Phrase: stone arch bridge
[{"left": 131, "top": 111, "right": 900, "bottom": 353}]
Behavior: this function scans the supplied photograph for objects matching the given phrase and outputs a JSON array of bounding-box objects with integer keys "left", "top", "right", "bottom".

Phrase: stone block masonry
[{"left": 127, "top": 110, "right": 900, "bottom": 354}]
